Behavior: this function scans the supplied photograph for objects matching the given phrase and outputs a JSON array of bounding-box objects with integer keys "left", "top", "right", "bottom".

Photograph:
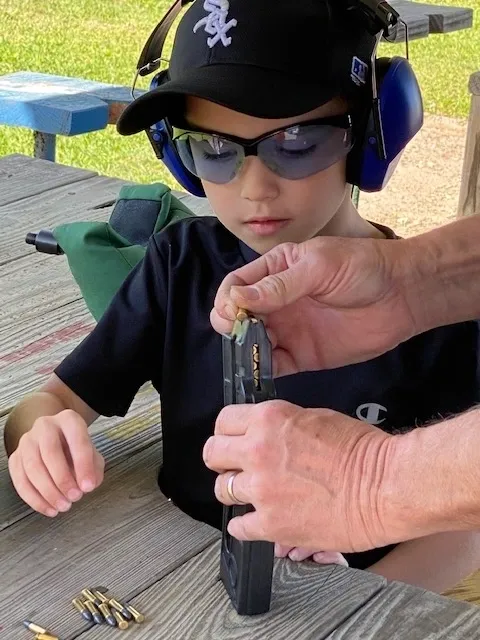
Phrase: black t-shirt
[{"left": 55, "top": 217, "right": 480, "bottom": 569}]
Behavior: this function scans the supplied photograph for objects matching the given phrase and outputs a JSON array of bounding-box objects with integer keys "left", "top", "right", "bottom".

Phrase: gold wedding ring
[{"left": 226, "top": 471, "right": 244, "bottom": 505}]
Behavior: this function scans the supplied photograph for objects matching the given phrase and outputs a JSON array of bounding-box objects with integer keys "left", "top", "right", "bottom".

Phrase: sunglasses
[{"left": 171, "top": 115, "right": 353, "bottom": 184}]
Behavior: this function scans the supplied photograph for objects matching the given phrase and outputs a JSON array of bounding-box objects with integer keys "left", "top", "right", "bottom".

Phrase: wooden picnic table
[
  {"left": 388, "top": 0, "right": 473, "bottom": 42},
  {"left": 2, "top": 153, "right": 480, "bottom": 640}
]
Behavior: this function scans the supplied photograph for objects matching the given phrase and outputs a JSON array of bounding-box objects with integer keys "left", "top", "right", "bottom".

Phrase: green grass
[{"left": 0, "top": 0, "right": 478, "bottom": 184}]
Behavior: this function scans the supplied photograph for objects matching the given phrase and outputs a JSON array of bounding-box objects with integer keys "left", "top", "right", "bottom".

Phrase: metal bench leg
[{"left": 33, "top": 131, "right": 56, "bottom": 162}]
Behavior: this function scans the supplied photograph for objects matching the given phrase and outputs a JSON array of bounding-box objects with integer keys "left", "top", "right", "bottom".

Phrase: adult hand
[
  {"left": 211, "top": 237, "right": 419, "bottom": 377},
  {"left": 203, "top": 399, "right": 396, "bottom": 552}
]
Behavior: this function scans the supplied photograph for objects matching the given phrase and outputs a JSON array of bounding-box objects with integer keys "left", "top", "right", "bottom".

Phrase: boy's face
[{"left": 183, "top": 96, "right": 353, "bottom": 255}]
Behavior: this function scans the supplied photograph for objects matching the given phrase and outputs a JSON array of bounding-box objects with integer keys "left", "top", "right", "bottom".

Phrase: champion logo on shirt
[
  {"left": 193, "top": 0, "right": 238, "bottom": 48},
  {"left": 356, "top": 402, "right": 387, "bottom": 425}
]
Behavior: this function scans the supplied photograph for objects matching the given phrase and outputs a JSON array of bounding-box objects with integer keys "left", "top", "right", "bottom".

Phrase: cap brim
[{"left": 117, "top": 65, "right": 339, "bottom": 135}]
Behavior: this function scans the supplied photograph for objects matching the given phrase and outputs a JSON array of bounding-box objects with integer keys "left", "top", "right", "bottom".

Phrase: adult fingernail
[
  {"left": 67, "top": 488, "right": 82, "bottom": 501},
  {"left": 46, "top": 508, "right": 58, "bottom": 517},
  {"left": 81, "top": 479, "right": 95, "bottom": 492},
  {"left": 232, "top": 285, "right": 260, "bottom": 301}
]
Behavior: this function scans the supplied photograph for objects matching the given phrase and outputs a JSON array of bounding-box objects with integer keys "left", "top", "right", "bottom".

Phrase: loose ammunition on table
[
  {"left": 92, "top": 585, "right": 108, "bottom": 593},
  {"left": 93, "top": 589, "right": 109, "bottom": 604},
  {"left": 84, "top": 599, "right": 103, "bottom": 624},
  {"left": 99, "top": 603, "right": 117, "bottom": 627},
  {"left": 112, "top": 610, "right": 129, "bottom": 630},
  {"left": 125, "top": 603, "right": 145, "bottom": 623},
  {"left": 23, "top": 621, "right": 47, "bottom": 634},
  {"left": 81, "top": 588, "right": 102, "bottom": 606},
  {"left": 35, "top": 634, "right": 59, "bottom": 640},
  {"left": 109, "top": 598, "right": 133, "bottom": 620},
  {"left": 72, "top": 597, "right": 93, "bottom": 622}
]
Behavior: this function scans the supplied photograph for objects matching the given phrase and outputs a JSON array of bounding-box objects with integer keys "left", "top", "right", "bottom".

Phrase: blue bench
[{"left": 0, "top": 72, "right": 142, "bottom": 161}]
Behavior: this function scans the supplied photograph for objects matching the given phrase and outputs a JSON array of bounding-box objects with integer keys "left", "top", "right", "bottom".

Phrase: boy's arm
[
  {"left": 4, "top": 373, "right": 99, "bottom": 456},
  {"left": 367, "top": 531, "right": 480, "bottom": 593},
  {"left": 5, "top": 235, "right": 168, "bottom": 517}
]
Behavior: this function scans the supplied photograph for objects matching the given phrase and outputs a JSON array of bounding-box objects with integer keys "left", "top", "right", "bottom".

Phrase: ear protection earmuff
[
  {"left": 133, "top": 0, "right": 423, "bottom": 197},
  {"left": 346, "top": 55, "right": 423, "bottom": 191},
  {"left": 145, "top": 70, "right": 205, "bottom": 197}
]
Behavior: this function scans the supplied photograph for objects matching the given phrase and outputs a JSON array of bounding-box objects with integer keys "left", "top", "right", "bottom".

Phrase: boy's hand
[
  {"left": 8, "top": 409, "right": 104, "bottom": 517},
  {"left": 275, "top": 543, "right": 349, "bottom": 567}
]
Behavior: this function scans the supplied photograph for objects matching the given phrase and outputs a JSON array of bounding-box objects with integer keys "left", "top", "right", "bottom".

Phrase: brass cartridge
[
  {"left": 99, "top": 603, "right": 117, "bottom": 627},
  {"left": 72, "top": 597, "right": 93, "bottom": 621},
  {"left": 109, "top": 598, "right": 133, "bottom": 620},
  {"left": 112, "top": 610, "right": 129, "bottom": 630},
  {"left": 84, "top": 599, "right": 103, "bottom": 625},
  {"left": 81, "top": 588, "right": 101, "bottom": 606},
  {"left": 125, "top": 603, "right": 145, "bottom": 623},
  {"left": 23, "top": 621, "right": 47, "bottom": 634},
  {"left": 93, "top": 589, "right": 109, "bottom": 604}
]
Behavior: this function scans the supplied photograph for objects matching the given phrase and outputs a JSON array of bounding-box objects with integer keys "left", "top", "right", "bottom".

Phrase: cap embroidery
[
  {"left": 193, "top": 0, "right": 238, "bottom": 48},
  {"left": 351, "top": 56, "right": 368, "bottom": 86}
]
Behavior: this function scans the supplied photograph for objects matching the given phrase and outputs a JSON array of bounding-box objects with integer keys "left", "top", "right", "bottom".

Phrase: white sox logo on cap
[{"left": 193, "top": 0, "right": 238, "bottom": 48}]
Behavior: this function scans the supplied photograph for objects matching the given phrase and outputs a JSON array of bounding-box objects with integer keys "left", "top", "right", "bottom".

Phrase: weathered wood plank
[
  {"left": 0, "top": 174, "right": 126, "bottom": 264},
  {"left": 0, "top": 299, "right": 94, "bottom": 412},
  {"left": 0, "top": 382, "right": 161, "bottom": 530},
  {"left": 0, "top": 187, "right": 211, "bottom": 332},
  {"left": 417, "top": 1, "right": 473, "bottom": 34},
  {"left": 327, "top": 579, "right": 480, "bottom": 639},
  {"left": 0, "top": 252, "right": 83, "bottom": 331},
  {"left": 389, "top": 0, "right": 429, "bottom": 41},
  {"left": 1, "top": 442, "right": 219, "bottom": 640},
  {"left": 0, "top": 156, "right": 212, "bottom": 272},
  {"left": 0, "top": 203, "right": 212, "bottom": 323},
  {"left": 388, "top": 0, "right": 473, "bottom": 43},
  {"left": 0, "top": 154, "right": 96, "bottom": 207},
  {"left": 77, "top": 542, "right": 385, "bottom": 640}
]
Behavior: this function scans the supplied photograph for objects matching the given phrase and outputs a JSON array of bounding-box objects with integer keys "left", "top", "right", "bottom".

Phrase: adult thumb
[{"left": 230, "top": 262, "right": 310, "bottom": 313}]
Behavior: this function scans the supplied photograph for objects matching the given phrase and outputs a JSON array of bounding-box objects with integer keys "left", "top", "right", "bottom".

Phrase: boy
[{"left": 5, "top": 0, "right": 480, "bottom": 593}]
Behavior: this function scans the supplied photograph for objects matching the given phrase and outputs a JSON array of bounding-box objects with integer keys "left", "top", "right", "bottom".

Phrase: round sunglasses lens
[
  {"left": 175, "top": 134, "right": 243, "bottom": 184},
  {"left": 259, "top": 125, "right": 353, "bottom": 180}
]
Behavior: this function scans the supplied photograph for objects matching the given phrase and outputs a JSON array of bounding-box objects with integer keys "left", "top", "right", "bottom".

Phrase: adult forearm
[
  {"left": 398, "top": 216, "right": 480, "bottom": 334},
  {"left": 379, "top": 407, "right": 480, "bottom": 543}
]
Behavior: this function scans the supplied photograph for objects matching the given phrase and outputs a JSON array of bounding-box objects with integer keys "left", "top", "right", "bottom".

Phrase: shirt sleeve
[{"left": 55, "top": 236, "right": 167, "bottom": 416}]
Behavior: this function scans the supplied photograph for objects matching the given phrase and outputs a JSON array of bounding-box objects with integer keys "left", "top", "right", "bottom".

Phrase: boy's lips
[{"left": 244, "top": 218, "right": 289, "bottom": 236}]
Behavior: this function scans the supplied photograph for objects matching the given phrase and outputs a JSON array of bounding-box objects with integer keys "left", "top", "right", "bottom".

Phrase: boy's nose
[{"left": 239, "top": 157, "right": 280, "bottom": 202}]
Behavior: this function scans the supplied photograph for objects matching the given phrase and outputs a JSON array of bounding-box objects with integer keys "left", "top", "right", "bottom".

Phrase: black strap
[
  {"left": 136, "top": 0, "right": 194, "bottom": 76},
  {"left": 347, "top": 0, "right": 399, "bottom": 37}
]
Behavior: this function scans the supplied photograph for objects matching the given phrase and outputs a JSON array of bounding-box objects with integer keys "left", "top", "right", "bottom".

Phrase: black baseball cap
[{"left": 117, "top": 0, "right": 376, "bottom": 136}]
